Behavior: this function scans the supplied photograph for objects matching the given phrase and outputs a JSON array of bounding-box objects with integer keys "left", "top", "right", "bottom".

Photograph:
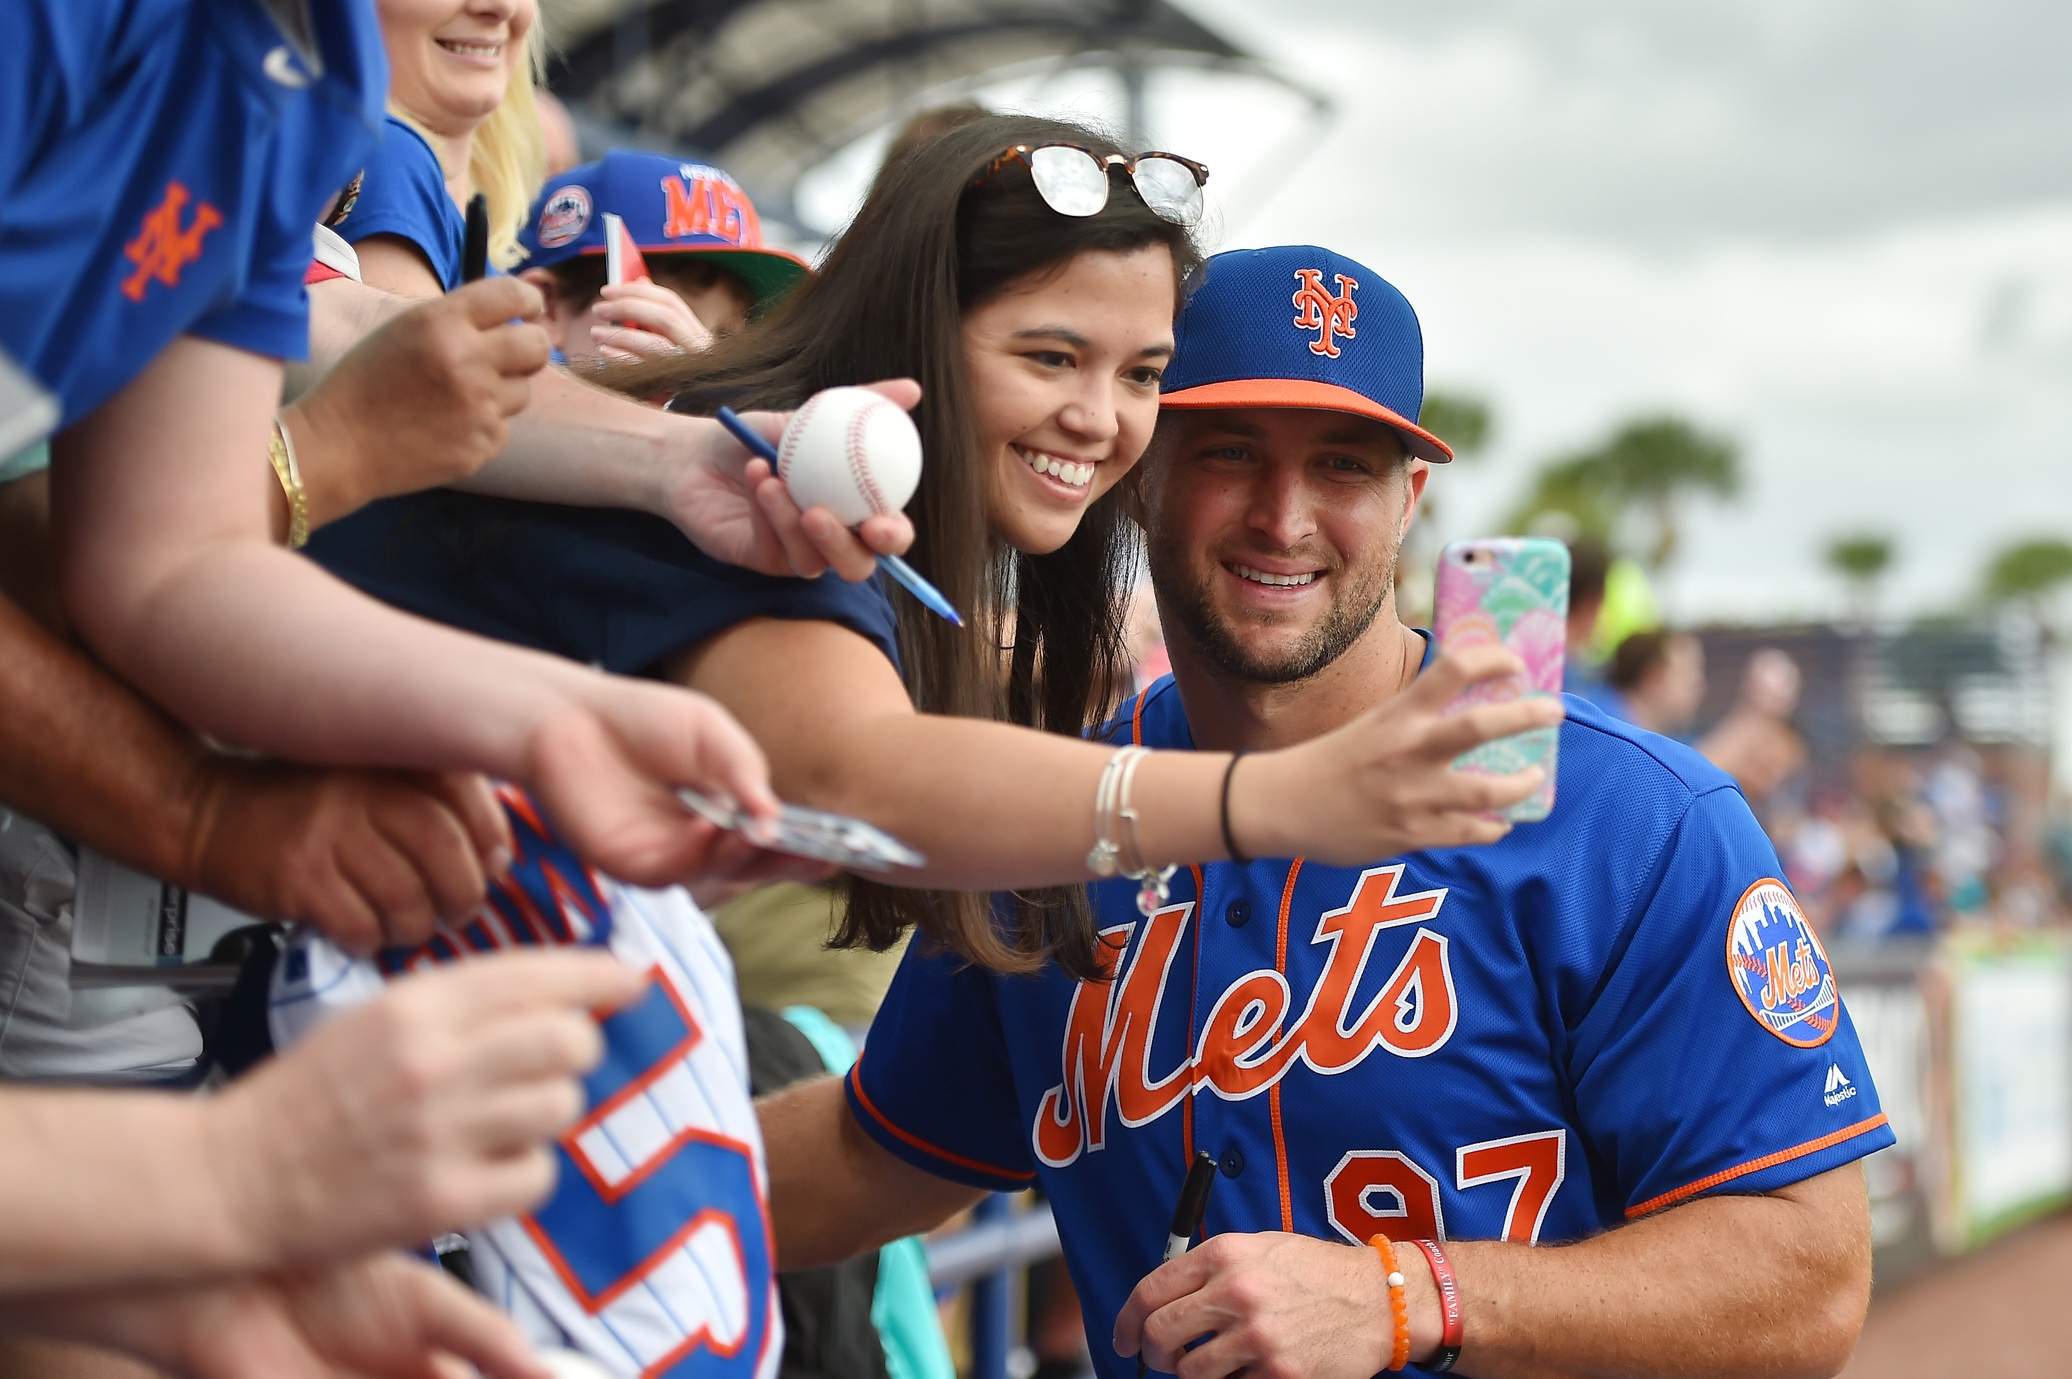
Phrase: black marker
[
  {"left": 1139, "top": 1150, "right": 1219, "bottom": 1377},
  {"left": 462, "top": 192, "right": 489, "bottom": 282}
]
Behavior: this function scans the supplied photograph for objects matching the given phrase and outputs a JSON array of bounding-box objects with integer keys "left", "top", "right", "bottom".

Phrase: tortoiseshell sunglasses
[{"left": 971, "top": 144, "right": 1210, "bottom": 228}]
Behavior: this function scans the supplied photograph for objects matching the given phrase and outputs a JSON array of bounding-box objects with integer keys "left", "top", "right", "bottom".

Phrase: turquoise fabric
[
  {"left": 0, "top": 441, "right": 49, "bottom": 482},
  {"left": 778, "top": 1005, "right": 954, "bottom": 1379},
  {"left": 779, "top": 1003, "right": 860, "bottom": 1076},
  {"left": 871, "top": 1236, "right": 951, "bottom": 1379}
]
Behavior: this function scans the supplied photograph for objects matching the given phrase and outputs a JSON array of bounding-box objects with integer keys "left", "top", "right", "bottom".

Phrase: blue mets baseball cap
[
  {"left": 519, "top": 151, "right": 810, "bottom": 308},
  {"left": 1161, "top": 245, "right": 1452, "bottom": 463}
]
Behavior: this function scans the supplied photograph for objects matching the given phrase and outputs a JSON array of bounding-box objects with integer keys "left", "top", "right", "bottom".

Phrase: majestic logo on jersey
[
  {"left": 1726, "top": 878, "right": 1838, "bottom": 1048},
  {"left": 122, "top": 182, "right": 221, "bottom": 302},
  {"left": 1291, "top": 269, "right": 1358, "bottom": 357},
  {"left": 537, "top": 186, "right": 594, "bottom": 248},
  {"left": 1033, "top": 865, "right": 1456, "bottom": 1167},
  {"left": 1823, "top": 1064, "right": 1856, "bottom": 1108},
  {"left": 662, "top": 165, "right": 763, "bottom": 246}
]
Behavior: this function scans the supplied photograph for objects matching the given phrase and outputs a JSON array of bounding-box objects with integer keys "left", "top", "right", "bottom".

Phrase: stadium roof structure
[{"left": 544, "top": 0, "right": 1324, "bottom": 228}]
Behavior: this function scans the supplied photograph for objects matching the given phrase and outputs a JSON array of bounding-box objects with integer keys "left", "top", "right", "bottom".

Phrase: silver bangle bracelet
[{"left": 1086, "top": 745, "right": 1177, "bottom": 915}]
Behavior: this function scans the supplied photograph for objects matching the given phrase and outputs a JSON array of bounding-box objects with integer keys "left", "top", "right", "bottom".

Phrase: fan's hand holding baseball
[
  {"left": 1232, "top": 645, "right": 1566, "bottom": 863},
  {"left": 663, "top": 379, "right": 920, "bottom": 581}
]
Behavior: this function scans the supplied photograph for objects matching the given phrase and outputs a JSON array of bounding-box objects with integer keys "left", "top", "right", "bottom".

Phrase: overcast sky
[
  {"left": 1189, "top": 0, "right": 2072, "bottom": 625},
  {"left": 797, "top": 0, "right": 2072, "bottom": 624}
]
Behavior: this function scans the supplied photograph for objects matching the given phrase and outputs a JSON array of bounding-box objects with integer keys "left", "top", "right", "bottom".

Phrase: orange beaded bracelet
[{"left": 1369, "top": 1234, "right": 1412, "bottom": 1372}]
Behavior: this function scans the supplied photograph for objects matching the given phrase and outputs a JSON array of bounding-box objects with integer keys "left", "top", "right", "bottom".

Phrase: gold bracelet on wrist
[{"left": 268, "top": 419, "right": 309, "bottom": 549}]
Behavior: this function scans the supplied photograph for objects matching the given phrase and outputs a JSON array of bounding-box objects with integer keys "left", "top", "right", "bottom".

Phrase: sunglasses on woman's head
[{"left": 972, "top": 144, "right": 1210, "bottom": 228}]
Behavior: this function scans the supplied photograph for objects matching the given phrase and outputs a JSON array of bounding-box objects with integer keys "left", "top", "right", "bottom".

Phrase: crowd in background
[{"left": 1357, "top": 536, "right": 2068, "bottom": 945}]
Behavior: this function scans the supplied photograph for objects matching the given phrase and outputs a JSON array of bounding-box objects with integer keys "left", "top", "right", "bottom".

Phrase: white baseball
[
  {"left": 537, "top": 1350, "right": 616, "bottom": 1379},
  {"left": 774, "top": 386, "right": 922, "bottom": 527}
]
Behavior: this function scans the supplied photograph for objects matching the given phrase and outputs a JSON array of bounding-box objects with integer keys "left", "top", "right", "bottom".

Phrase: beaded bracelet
[{"left": 1368, "top": 1234, "right": 1411, "bottom": 1372}]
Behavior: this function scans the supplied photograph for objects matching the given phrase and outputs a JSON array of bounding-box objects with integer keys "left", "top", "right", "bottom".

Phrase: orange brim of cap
[{"left": 1159, "top": 379, "right": 1454, "bottom": 463}]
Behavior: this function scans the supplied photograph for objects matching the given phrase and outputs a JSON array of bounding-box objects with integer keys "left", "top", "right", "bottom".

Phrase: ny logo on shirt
[
  {"left": 1291, "top": 269, "right": 1358, "bottom": 358},
  {"left": 122, "top": 181, "right": 222, "bottom": 301}
]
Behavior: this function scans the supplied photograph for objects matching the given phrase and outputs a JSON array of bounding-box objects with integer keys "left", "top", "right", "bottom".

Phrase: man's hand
[
  {"left": 662, "top": 378, "right": 920, "bottom": 581},
  {"left": 590, "top": 279, "right": 717, "bottom": 360},
  {"left": 184, "top": 761, "right": 512, "bottom": 955},
  {"left": 10, "top": 1252, "right": 548, "bottom": 1379},
  {"left": 212, "top": 949, "right": 647, "bottom": 1267},
  {"left": 284, "top": 277, "right": 552, "bottom": 531},
  {"left": 1240, "top": 645, "right": 1568, "bottom": 864},
  {"left": 1114, "top": 1233, "right": 1393, "bottom": 1379}
]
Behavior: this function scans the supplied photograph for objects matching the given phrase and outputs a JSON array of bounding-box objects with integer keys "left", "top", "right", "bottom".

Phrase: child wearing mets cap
[{"left": 519, "top": 150, "right": 810, "bottom": 366}]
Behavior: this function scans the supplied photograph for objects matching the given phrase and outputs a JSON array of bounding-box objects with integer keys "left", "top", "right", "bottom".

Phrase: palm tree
[
  {"left": 1582, "top": 417, "right": 1739, "bottom": 568},
  {"left": 1501, "top": 456, "right": 1618, "bottom": 546},
  {"left": 1825, "top": 533, "right": 1894, "bottom": 627},
  {"left": 1984, "top": 537, "right": 2072, "bottom": 632},
  {"left": 1418, "top": 391, "right": 1492, "bottom": 459},
  {"left": 1503, "top": 415, "right": 1739, "bottom": 568}
]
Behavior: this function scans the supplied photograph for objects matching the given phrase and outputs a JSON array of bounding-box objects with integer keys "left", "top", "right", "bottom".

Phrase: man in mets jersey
[{"left": 757, "top": 246, "right": 1891, "bottom": 1379}]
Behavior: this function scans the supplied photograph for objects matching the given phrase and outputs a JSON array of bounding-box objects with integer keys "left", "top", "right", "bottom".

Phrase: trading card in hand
[{"left": 677, "top": 790, "right": 925, "bottom": 874}]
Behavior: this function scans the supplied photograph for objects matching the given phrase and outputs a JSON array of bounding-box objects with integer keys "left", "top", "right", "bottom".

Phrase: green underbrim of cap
[{"left": 641, "top": 245, "right": 811, "bottom": 314}]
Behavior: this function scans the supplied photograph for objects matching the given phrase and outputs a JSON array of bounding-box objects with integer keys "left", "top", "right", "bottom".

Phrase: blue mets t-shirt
[
  {"left": 850, "top": 683, "right": 1892, "bottom": 1379},
  {"left": 0, "top": 0, "right": 386, "bottom": 427},
  {"left": 331, "top": 113, "right": 465, "bottom": 291},
  {"left": 307, "top": 491, "right": 903, "bottom": 677}
]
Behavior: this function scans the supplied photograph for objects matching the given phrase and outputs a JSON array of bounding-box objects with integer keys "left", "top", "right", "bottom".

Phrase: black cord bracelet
[{"left": 1219, "top": 749, "right": 1251, "bottom": 865}]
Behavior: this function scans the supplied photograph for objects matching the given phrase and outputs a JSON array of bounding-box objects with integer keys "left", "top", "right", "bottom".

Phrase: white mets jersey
[{"left": 270, "top": 790, "right": 782, "bottom": 1379}]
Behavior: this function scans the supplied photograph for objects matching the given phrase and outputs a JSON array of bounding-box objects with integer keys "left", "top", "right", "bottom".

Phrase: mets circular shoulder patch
[{"left": 1725, "top": 878, "right": 1839, "bottom": 1048}]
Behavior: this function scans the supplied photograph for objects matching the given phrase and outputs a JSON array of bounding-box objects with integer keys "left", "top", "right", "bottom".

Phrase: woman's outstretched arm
[{"left": 675, "top": 616, "right": 1560, "bottom": 891}]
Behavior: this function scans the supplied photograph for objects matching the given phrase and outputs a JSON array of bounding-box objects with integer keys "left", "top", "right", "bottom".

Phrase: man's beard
[{"left": 1147, "top": 527, "right": 1399, "bottom": 686}]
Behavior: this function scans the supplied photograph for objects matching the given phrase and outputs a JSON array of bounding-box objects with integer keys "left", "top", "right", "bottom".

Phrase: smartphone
[
  {"left": 1432, "top": 537, "right": 1570, "bottom": 822},
  {"left": 676, "top": 790, "right": 924, "bottom": 874},
  {"left": 604, "top": 212, "right": 650, "bottom": 286}
]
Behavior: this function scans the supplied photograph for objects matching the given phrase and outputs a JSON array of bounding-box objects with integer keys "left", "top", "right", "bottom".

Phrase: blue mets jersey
[
  {"left": 330, "top": 114, "right": 467, "bottom": 291},
  {"left": 0, "top": 0, "right": 386, "bottom": 427},
  {"left": 271, "top": 789, "right": 781, "bottom": 1379},
  {"left": 850, "top": 682, "right": 1893, "bottom": 1379}
]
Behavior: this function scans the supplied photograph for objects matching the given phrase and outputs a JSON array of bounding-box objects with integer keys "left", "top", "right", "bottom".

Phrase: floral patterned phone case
[{"left": 1432, "top": 537, "right": 1570, "bottom": 822}]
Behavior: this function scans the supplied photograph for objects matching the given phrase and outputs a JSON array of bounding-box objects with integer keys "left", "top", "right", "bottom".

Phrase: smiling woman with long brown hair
[{"left": 311, "top": 112, "right": 1551, "bottom": 977}]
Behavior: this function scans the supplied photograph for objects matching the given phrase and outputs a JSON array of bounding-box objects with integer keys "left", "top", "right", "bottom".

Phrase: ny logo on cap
[
  {"left": 122, "top": 181, "right": 221, "bottom": 302},
  {"left": 1292, "top": 269, "right": 1359, "bottom": 358}
]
